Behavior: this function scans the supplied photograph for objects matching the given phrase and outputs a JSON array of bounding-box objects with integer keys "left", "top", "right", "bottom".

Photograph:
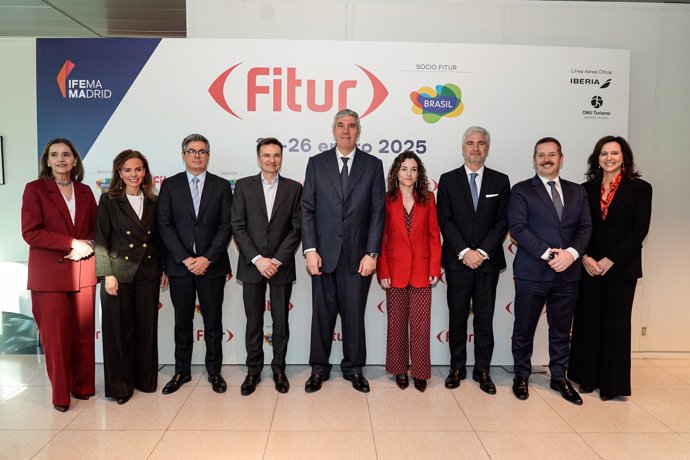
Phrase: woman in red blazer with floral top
[
  {"left": 21, "top": 138, "right": 97, "bottom": 412},
  {"left": 377, "top": 152, "right": 442, "bottom": 392}
]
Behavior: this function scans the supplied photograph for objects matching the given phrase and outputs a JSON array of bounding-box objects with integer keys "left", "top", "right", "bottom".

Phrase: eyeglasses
[{"left": 185, "top": 149, "right": 209, "bottom": 157}]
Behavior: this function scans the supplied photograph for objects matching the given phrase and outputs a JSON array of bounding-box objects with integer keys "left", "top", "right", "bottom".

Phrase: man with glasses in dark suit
[{"left": 158, "top": 134, "right": 233, "bottom": 395}]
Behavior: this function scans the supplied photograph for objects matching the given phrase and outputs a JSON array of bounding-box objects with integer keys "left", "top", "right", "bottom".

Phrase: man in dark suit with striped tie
[{"left": 508, "top": 137, "right": 592, "bottom": 405}]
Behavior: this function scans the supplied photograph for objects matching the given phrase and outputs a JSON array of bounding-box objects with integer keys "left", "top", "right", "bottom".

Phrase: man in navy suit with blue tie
[{"left": 508, "top": 137, "right": 592, "bottom": 405}]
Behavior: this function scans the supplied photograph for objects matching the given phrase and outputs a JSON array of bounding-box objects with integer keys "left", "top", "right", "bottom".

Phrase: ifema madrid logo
[{"left": 410, "top": 83, "right": 464, "bottom": 123}]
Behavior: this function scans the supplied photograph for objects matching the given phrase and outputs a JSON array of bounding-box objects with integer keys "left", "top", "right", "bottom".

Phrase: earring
[{"left": 621, "top": 164, "right": 625, "bottom": 172}]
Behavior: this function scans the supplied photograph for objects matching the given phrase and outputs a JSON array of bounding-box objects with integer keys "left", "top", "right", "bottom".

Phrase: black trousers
[
  {"left": 309, "top": 254, "right": 372, "bottom": 377},
  {"left": 568, "top": 276, "right": 637, "bottom": 396},
  {"left": 511, "top": 277, "right": 578, "bottom": 381},
  {"left": 169, "top": 273, "right": 226, "bottom": 376},
  {"left": 445, "top": 269, "right": 499, "bottom": 373},
  {"left": 243, "top": 279, "right": 293, "bottom": 375},
  {"left": 101, "top": 268, "right": 160, "bottom": 398}
]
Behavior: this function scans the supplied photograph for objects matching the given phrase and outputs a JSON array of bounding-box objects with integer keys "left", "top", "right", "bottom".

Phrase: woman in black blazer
[
  {"left": 568, "top": 136, "right": 652, "bottom": 400},
  {"left": 95, "top": 150, "right": 167, "bottom": 404}
]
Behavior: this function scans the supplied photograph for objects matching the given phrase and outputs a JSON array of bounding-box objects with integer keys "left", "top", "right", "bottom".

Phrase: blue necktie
[
  {"left": 470, "top": 172, "right": 479, "bottom": 210},
  {"left": 191, "top": 176, "right": 201, "bottom": 217},
  {"left": 548, "top": 180, "right": 563, "bottom": 220}
]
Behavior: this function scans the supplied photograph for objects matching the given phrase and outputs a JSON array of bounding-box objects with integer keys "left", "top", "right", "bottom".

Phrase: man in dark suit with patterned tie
[
  {"left": 157, "top": 134, "right": 233, "bottom": 395},
  {"left": 301, "top": 109, "right": 386, "bottom": 393},
  {"left": 231, "top": 137, "right": 302, "bottom": 396},
  {"left": 508, "top": 137, "right": 592, "bottom": 405},
  {"left": 437, "top": 126, "right": 510, "bottom": 394}
]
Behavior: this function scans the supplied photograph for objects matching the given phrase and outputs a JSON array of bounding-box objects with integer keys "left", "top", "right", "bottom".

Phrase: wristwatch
[{"left": 366, "top": 252, "right": 378, "bottom": 260}]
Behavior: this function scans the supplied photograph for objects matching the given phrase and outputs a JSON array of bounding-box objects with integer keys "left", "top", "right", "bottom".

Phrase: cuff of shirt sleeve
[
  {"left": 458, "top": 248, "right": 470, "bottom": 260},
  {"left": 251, "top": 255, "right": 262, "bottom": 264},
  {"left": 566, "top": 247, "right": 580, "bottom": 260}
]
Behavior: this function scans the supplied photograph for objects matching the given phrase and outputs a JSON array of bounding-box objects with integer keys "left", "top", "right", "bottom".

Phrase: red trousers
[
  {"left": 32, "top": 287, "right": 96, "bottom": 406},
  {"left": 385, "top": 285, "right": 431, "bottom": 379}
]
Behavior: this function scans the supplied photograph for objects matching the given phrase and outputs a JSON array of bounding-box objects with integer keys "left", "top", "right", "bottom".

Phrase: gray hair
[
  {"left": 332, "top": 109, "right": 361, "bottom": 131},
  {"left": 181, "top": 133, "right": 210, "bottom": 153},
  {"left": 462, "top": 126, "right": 491, "bottom": 145}
]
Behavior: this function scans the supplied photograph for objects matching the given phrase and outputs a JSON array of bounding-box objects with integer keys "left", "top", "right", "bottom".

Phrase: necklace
[{"left": 55, "top": 178, "right": 72, "bottom": 186}]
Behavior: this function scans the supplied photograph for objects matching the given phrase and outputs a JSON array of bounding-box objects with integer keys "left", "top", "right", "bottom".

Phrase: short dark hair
[
  {"left": 181, "top": 134, "right": 210, "bottom": 153},
  {"left": 38, "top": 138, "right": 85, "bottom": 182},
  {"left": 533, "top": 137, "right": 562, "bottom": 158},
  {"left": 256, "top": 137, "right": 283, "bottom": 156},
  {"left": 585, "top": 135, "right": 641, "bottom": 181}
]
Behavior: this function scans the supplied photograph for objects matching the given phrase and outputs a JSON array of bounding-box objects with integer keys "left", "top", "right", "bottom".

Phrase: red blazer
[
  {"left": 377, "top": 192, "right": 442, "bottom": 288},
  {"left": 21, "top": 178, "right": 97, "bottom": 291}
]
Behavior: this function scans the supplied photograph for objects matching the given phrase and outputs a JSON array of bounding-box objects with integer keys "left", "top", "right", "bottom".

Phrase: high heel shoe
[
  {"left": 413, "top": 378, "right": 427, "bottom": 392},
  {"left": 395, "top": 374, "right": 409, "bottom": 390},
  {"left": 53, "top": 403, "right": 69, "bottom": 412}
]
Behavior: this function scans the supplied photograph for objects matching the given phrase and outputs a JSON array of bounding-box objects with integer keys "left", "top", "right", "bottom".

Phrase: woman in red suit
[
  {"left": 21, "top": 138, "right": 97, "bottom": 412},
  {"left": 377, "top": 151, "right": 442, "bottom": 392},
  {"left": 568, "top": 136, "right": 652, "bottom": 401}
]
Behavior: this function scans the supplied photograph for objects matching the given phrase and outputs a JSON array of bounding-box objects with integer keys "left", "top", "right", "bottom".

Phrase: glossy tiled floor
[{"left": 2, "top": 356, "right": 690, "bottom": 459}]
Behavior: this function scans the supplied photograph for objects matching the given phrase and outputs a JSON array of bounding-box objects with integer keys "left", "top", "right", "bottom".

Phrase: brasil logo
[{"left": 410, "top": 84, "right": 464, "bottom": 123}]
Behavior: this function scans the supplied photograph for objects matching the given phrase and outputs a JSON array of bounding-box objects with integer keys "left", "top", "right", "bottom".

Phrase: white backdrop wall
[
  {"left": 184, "top": 0, "right": 690, "bottom": 356},
  {"left": 42, "top": 38, "right": 624, "bottom": 366},
  {"left": 0, "top": 1, "right": 689, "bottom": 365}
]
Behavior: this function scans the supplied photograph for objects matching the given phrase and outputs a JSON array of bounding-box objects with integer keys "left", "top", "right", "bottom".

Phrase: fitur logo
[
  {"left": 56, "top": 60, "right": 112, "bottom": 99},
  {"left": 410, "top": 84, "right": 464, "bottom": 123},
  {"left": 209, "top": 63, "right": 388, "bottom": 119}
]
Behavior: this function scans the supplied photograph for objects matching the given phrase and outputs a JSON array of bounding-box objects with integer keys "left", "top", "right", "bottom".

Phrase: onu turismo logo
[
  {"left": 208, "top": 63, "right": 388, "bottom": 119},
  {"left": 56, "top": 60, "right": 112, "bottom": 99},
  {"left": 410, "top": 84, "right": 464, "bottom": 123}
]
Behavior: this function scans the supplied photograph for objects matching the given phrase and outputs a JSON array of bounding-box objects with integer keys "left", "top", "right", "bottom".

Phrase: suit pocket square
[{"left": 485, "top": 194, "right": 499, "bottom": 198}]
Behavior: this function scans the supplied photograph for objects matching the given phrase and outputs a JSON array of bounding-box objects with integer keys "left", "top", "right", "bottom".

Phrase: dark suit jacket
[
  {"left": 157, "top": 171, "right": 233, "bottom": 278},
  {"left": 377, "top": 193, "right": 442, "bottom": 288},
  {"left": 21, "top": 178, "right": 97, "bottom": 291},
  {"left": 95, "top": 192, "right": 163, "bottom": 284},
  {"left": 301, "top": 147, "right": 386, "bottom": 273},
  {"left": 231, "top": 173, "right": 302, "bottom": 285},
  {"left": 582, "top": 177, "right": 652, "bottom": 279},
  {"left": 437, "top": 165, "right": 510, "bottom": 273},
  {"left": 509, "top": 175, "right": 592, "bottom": 282}
]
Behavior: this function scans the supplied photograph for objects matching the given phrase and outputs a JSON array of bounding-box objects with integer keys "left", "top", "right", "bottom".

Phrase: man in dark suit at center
[
  {"left": 231, "top": 137, "right": 302, "bottom": 396},
  {"left": 157, "top": 133, "right": 233, "bottom": 395},
  {"left": 301, "top": 109, "right": 386, "bottom": 393},
  {"left": 508, "top": 137, "right": 592, "bottom": 405},
  {"left": 437, "top": 126, "right": 510, "bottom": 394}
]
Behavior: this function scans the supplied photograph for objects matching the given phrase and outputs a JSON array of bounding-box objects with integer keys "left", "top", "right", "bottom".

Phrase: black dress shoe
[
  {"left": 550, "top": 379, "right": 583, "bottom": 405},
  {"left": 208, "top": 374, "right": 227, "bottom": 393},
  {"left": 473, "top": 371, "right": 497, "bottom": 395},
  {"left": 395, "top": 374, "right": 409, "bottom": 390},
  {"left": 599, "top": 391, "right": 616, "bottom": 401},
  {"left": 579, "top": 385, "right": 595, "bottom": 393},
  {"left": 413, "top": 378, "right": 427, "bottom": 392},
  {"left": 273, "top": 372, "right": 290, "bottom": 394},
  {"left": 240, "top": 374, "right": 260, "bottom": 396},
  {"left": 305, "top": 373, "right": 328, "bottom": 393},
  {"left": 116, "top": 393, "right": 132, "bottom": 405},
  {"left": 344, "top": 373, "right": 370, "bottom": 393},
  {"left": 162, "top": 373, "right": 192, "bottom": 394},
  {"left": 444, "top": 368, "right": 466, "bottom": 389},
  {"left": 71, "top": 392, "right": 91, "bottom": 400},
  {"left": 512, "top": 376, "right": 529, "bottom": 400},
  {"left": 53, "top": 403, "right": 69, "bottom": 412}
]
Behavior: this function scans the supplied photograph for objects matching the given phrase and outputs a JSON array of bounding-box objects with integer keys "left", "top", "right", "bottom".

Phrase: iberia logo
[
  {"left": 56, "top": 60, "right": 76, "bottom": 98},
  {"left": 208, "top": 63, "right": 388, "bottom": 119},
  {"left": 410, "top": 84, "right": 464, "bottom": 123}
]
